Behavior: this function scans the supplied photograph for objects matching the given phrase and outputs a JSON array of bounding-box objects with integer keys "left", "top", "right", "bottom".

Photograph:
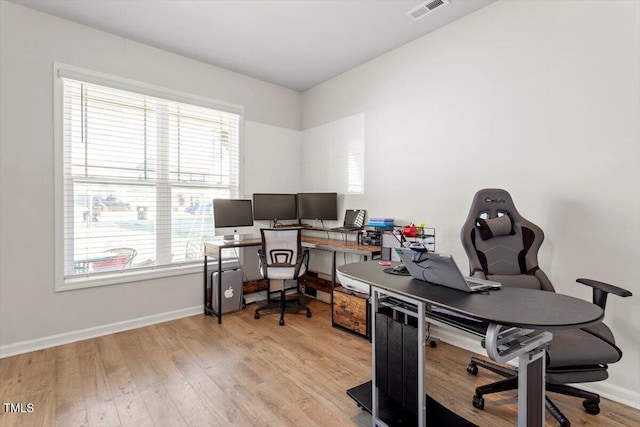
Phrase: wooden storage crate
[{"left": 333, "top": 285, "right": 369, "bottom": 337}]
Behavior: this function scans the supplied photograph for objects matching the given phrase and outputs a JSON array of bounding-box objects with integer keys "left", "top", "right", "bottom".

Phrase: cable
[
  {"left": 321, "top": 220, "right": 330, "bottom": 238},
  {"left": 407, "top": 252, "right": 433, "bottom": 282}
]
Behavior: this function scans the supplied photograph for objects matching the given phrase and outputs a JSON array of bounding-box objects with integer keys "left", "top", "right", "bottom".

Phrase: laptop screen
[{"left": 344, "top": 209, "right": 365, "bottom": 228}]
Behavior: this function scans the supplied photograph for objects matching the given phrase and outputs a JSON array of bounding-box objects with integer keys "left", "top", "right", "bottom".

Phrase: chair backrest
[
  {"left": 261, "top": 229, "right": 301, "bottom": 264},
  {"left": 259, "top": 228, "right": 306, "bottom": 280},
  {"left": 460, "top": 188, "right": 554, "bottom": 291}
]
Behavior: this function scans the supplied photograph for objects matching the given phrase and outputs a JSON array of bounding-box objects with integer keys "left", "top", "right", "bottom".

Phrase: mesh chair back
[{"left": 260, "top": 229, "right": 306, "bottom": 280}]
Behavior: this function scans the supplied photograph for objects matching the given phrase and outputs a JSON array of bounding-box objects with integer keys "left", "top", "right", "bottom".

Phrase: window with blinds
[{"left": 57, "top": 69, "right": 242, "bottom": 286}]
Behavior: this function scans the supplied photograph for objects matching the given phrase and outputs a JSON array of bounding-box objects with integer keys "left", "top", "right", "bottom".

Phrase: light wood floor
[{"left": 1, "top": 299, "right": 638, "bottom": 427}]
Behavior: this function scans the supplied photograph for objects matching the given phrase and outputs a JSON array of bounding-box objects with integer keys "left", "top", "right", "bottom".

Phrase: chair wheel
[
  {"left": 467, "top": 363, "right": 479, "bottom": 375},
  {"left": 254, "top": 312, "right": 260, "bottom": 319},
  {"left": 429, "top": 340, "right": 437, "bottom": 348},
  {"left": 279, "top": 319, "right": 285, "bottom": 326},
  {"left": 472, "top": 394, "right": 484, "bottom": 410},
  {"left": 306, "top": 311, "right": 312, "bottom": 318},
  {"left": 583, "top": 399, "right": 600, "bottom": 415}
]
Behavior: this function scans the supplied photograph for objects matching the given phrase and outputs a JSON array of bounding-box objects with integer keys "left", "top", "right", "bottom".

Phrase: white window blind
[{"left": 60, "top": 74, "right": 242, "bottom": 283}]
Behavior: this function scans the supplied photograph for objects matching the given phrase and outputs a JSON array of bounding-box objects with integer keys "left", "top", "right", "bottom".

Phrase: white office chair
[{"left": 254, "top": 228, "right": 312, "bottom": 326}]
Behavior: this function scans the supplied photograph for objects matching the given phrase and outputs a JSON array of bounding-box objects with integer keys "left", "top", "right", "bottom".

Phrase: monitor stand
[{"left": 222, "top": 234, "right": 255, "bottom": 244}]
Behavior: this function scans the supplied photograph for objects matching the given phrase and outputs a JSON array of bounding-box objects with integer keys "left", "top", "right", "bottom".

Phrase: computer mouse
[{"left": 393, "top": 264, "right": 408, "bottom": 273}]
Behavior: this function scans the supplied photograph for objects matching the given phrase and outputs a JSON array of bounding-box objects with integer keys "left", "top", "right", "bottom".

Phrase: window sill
[{"left": 56, "top": 259, "right": 240, "bottom": 292}]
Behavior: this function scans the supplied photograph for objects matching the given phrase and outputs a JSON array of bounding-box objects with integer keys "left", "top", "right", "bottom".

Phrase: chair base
[
  {"left": 254, "top": 293, "right": 311, "bottom": 326},
  {"left": 467, "top": 356, "right": 601, "bottom": 427}
]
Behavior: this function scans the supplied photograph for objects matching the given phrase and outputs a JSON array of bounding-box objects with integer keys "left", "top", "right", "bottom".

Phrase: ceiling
[{"left": 10, "top": 0, "right": 495, "bottom": 91}]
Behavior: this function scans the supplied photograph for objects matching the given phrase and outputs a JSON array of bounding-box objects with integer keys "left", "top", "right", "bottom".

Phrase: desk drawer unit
[{"left": 333, "top": 286, "right": 369, "bottom": 337}]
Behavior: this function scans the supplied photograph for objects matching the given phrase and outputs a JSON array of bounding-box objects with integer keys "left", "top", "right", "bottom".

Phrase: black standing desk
[{"left": 337, "top": 261, "right": 603, "bottom": 427}]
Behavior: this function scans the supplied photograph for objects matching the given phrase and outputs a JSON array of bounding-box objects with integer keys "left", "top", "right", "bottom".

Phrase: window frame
[{"left": 53, "top": 63, "right": 245, "bottom": 291}]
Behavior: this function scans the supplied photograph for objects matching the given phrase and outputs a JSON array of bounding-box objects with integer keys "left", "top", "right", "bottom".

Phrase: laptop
[
  {"left": 331, "top": 209, "right": 366, "bottom": 232},
  {"left": 394, "top": 248, "right": 501, "bottom": 292}
]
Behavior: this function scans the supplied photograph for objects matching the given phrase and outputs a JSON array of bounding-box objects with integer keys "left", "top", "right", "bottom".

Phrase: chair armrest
[
  {"left": 576, "top": 278, "right": 632, "bottom": 310},
  {"left": 294, "top": 249, "right": 310, "bottom": 277},
  {"left": 300, "top": 249, "right": 310, "bottom": 267}
]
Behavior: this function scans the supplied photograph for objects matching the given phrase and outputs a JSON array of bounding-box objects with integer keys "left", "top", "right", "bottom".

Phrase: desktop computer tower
[{"left": 211, "top": 269, "right": 243, "bottom": 314}]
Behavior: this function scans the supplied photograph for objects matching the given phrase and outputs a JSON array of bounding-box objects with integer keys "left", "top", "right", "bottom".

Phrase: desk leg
[
  {"left": 518, "top": 348, "right": 546, "bottom": 427},
  {"left": 485, "top": 325, "right": 550, "bottom": 427},
  {"left": 330, "top": 250, "right": 337, "bottom": 327},
  {"left": 204, "top": 254, "right": 208, "bottom": 315},
  {"left": 217, "top": 247, "right": 223, "bottom": 324},
  {"left": 417, "top": 301, "right": 426, "bottom": 426},
  {"left": 331, "top": 250, "right": 337, "bottom": 288},
  {"left": 371, "top": 289, "right": 380, "bottom": 425}
]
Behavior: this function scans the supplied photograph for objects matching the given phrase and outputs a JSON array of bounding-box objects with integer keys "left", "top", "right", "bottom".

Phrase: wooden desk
[
  {"left": 203, "top": 235, "right": 380, "bottom": 324},
  {"left": 337, "top": 261, "right": 603, "bottom": 427}
]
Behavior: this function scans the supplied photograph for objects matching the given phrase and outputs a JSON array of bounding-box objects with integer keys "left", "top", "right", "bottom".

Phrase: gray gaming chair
[
  {"left": 254, "top": 228, "right": 312, "bottom": 326},
  {"left": 461, "top": 189, "right": 631, "bottom": 427}
]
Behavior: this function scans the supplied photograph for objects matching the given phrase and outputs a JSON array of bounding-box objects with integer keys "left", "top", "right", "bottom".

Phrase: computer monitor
[
  {"left": 253, "top": 193, "right": 298, "bottom": 226},
  {"left": 212, "top": 199, "right": 254, "bottom": 239},
  {"left": 297, "top": 192, "right": 338, "bottom": 221}
]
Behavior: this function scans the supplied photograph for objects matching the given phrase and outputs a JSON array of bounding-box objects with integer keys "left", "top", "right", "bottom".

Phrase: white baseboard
[
  {"left": 0, "top": 305, "right": 202, "bottom": 359},
  {"left": 578, "top": 379, "right": 640, "bottom": 410},
  {"left": 429, "top": 324, "right": 640, "bottom": 410}
]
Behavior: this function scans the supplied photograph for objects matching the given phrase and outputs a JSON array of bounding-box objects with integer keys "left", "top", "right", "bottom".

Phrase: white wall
[
  {"left": 302, "top": 1, "right": 640, "bottom": 407},
  {"left": 0, "top": 2, "right": 302, "bottom": 352}
]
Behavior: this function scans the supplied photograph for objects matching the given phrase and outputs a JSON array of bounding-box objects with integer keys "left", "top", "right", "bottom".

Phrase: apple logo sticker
[{"left": 224, "top": 286, "right": 234, "bottom": 299}]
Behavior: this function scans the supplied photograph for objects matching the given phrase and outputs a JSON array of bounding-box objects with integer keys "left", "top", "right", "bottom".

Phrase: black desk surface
[{"left": 338, "top": 261, "right": 603, "bottom": 330}]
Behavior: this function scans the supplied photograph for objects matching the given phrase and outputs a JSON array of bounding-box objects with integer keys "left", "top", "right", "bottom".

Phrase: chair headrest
[{"left": 476, "top": 213, "right": 515, "bottom": 240}]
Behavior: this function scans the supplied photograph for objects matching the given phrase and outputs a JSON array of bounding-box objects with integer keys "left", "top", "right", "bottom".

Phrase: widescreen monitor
[
  {"left": 253, "top": 193, "right": 298, "bottom": 224},
  {"left": 212, "top": 198, "right": 254, "bottom": 238},
  {"left": 297, "top": 192, "right": 338, "bottom": 221}
]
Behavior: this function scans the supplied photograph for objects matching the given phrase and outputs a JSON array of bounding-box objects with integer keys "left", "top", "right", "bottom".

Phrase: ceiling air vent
[{"left": 407, "top": 0, "right": 450, "bottom": 21}]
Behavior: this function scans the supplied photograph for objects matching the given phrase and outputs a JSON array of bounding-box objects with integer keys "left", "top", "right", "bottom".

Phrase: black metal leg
[
  {"left": 545, "top": 396, "right": 571, "bottom": 427},
  {"left": 255, "top": 279, "right": 311, "bottom": 325},
  {"left": 204, "top": 254, "right": 208, "bottom": 314},
  {"left": 331, "top": 250, "right": 336, "bottom": 325},
  {"left": 280, "top": 287, "right": 286, "bottom": 325},
  {"left": 331, "top": 250, "right": 337, "bottom": 288},
  {"left": 546, "top": 383, "right": 600, "bottom": 402},
  {"left": 217, "top": 248, "right": 222, "bottom": 324},
  {"left": 470, "top": 356, "right": 517, "bottom": 378},
  {"left": 476, "top": 376, "right": 519, "bottom": 396}
]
